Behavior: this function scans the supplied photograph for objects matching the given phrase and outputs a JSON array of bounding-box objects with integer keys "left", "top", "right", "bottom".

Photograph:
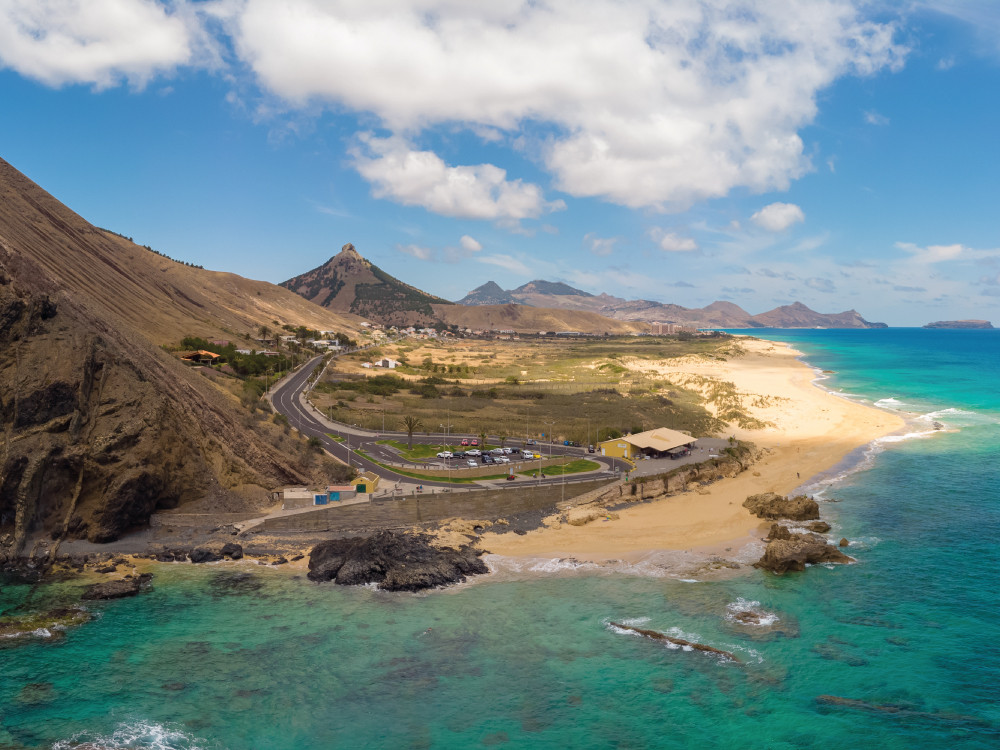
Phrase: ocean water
[{"left": 3, "top": 329, "right": 999, "bottom": 749}]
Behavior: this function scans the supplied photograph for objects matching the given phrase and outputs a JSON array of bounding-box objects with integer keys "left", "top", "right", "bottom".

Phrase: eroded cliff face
[{"left": 0, "top": 260, "right": 309, "bottom": 552}]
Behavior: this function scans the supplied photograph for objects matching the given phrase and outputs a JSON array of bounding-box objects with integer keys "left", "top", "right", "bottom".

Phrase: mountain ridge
[{"left": 457, "top": 279, "right": 885, "bottom": 329}]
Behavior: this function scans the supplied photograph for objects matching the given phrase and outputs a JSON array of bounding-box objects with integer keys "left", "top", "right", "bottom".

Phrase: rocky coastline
[{"left": 742, "top": 492, "right": 853, "bottom": 574}]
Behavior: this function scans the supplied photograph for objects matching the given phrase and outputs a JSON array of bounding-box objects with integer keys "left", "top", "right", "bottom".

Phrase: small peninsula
[{"left": 923, "top": 320, "right": 994, "bottom": 329}]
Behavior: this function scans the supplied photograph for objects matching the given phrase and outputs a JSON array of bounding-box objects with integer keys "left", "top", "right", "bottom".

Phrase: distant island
[{"left": 923, "top": 320, "right": 994, "bottom": 329}]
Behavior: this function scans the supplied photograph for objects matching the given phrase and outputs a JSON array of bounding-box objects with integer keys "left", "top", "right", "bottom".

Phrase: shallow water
[{"left": 3, "top": 329, "right": 999, "bottom": 749}]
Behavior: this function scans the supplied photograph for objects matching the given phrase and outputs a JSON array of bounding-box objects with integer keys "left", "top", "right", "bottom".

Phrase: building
[
  {"left": 180, "top": 350, "right": 221, "bottom": 364},
  {"left": 354, "top": 473, "right": 380, "bottom": 494},
  {"left": 598, "top": 427, "right": 696, "bottom": 460},
  {"left": 281, "top": 487, "right": 315, "bottom": 510},
  {"left": 374, "top": 358, "right": 401, "bottom": 369}
]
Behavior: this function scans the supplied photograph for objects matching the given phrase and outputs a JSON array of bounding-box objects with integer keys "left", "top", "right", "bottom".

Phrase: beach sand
[{"left": 480, "top": 338, "right": 904, "bottom": 563}]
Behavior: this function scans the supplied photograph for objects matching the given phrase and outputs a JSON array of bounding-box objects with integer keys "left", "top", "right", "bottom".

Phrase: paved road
[{"left": 269, "top": 356, "right": 625, "bottom": 488}]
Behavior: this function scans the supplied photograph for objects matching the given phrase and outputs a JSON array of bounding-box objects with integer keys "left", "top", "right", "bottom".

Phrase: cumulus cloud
[
  {"left": 895, "top": 241, "right": 967, "bottom": 263},
  {"left": 584, "top": 233, "right": 620, "bottom": 257},
  {"left": 350, "top": 133, "right": 564, "bottom": 221},
  {"left": 459, "top": 235, "right": 482, "bottom": 252},
  {"left": 650, "top": 228, "right": 698, "bottom": 253},
  {"left": 397, "top": 243, "right": 433, "bottom": 261},
  {"left": 223, "top": 0, "right": 905, "bottom": 210},
  {"left": 0, "top": 0, "right": 212, "bottom": 88},
  {"left": 751, "top": 202, "right": 806, "bottom": 232}
]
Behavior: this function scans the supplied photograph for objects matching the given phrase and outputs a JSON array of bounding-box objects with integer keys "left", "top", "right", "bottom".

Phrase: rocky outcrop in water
[
  {"left": 743, "top": 492, "right": 819, "bottom": 521},
  {"left": 754, "top": 525, "right": 852, "bottom": 574},
  {"left": 81, "top": 573, "right": 152, "bottom": 600},
  {"left": 307, "top": 530, "right": 488, "bottom": 591},
  {"left": 610, "top": 622, "right": 741, "bottom": 662}
]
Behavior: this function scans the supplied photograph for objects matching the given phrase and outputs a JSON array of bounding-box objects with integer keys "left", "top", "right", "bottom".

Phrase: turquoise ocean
[{"left": 2, "top": 329, "right": 999, "bottom": 749}]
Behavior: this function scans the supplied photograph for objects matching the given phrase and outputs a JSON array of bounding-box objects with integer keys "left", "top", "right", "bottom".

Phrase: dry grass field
[{"left": 310, "top": 335, "right": 756, "bottom": 442}]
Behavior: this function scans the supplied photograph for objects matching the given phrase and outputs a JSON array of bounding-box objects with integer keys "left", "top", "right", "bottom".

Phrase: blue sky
[{"left": 1, "top": 1, "right": 999, "bottom": 325}]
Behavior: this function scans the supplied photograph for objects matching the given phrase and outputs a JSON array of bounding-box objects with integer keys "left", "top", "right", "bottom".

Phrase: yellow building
[
  {"left": 354, "top": 472, "right": 380, "bottom": 494},
  {"left": 598, "top": 428, "right": 695, "bottom": 460}
]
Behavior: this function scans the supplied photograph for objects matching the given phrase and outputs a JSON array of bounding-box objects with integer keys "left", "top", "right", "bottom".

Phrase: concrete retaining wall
[
  {"left": 259, "top": 478, "right": 615, "bottom": 533},
  {"left": 150, "top": 512, "right": 261, "bottom": 528}
]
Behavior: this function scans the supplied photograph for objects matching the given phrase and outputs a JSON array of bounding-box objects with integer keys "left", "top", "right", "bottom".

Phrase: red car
[
  {"left": 471, "top": 439, "right": 479, "bottom": 446},
  {"left": 460, "top": 439, "right": 470, "bottom": 446}
]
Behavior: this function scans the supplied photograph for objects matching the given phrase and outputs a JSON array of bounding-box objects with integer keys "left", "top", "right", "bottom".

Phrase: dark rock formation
[
  {"left": 744, "top": 492, "right": 819, "bottom": 521},
  {"left": 611, "top": 622, "right": 741, "bottom": 662},
  {"left": 839, "top": 537, "right": 850, "bottom": 547},
  {"left": 189, "top": 548, "right": 222, "bottom": 564},
  {"left": 806, "top": 521, "right": 831, "bottom": 533},
  {"left": 307, "top": 530, "right": 488, "bottom": 591},
  {"left": 754, "top": 525, "right": 852, "bottom": 574},
  {"left": 0, "top": 606, "right": 92, "bottom": 639},
  {"left": 221, "top": 542, "right": 243, "bottom": 560},
  {"left": 82, "top": 573, "right": 152, "bottom": 600}
]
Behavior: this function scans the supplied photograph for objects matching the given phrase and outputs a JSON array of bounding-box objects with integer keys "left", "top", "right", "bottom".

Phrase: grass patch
[
  {"left": 518, "top": 459, "right": 601, "bottom": 477},
  {"left": 326, "top": 433, "right": 345, "bottom": 442}
]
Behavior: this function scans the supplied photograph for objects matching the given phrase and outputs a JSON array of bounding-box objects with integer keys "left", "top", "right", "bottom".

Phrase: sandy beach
[{"left": 481, "top": 337, "right": 905, "bottom": 563}]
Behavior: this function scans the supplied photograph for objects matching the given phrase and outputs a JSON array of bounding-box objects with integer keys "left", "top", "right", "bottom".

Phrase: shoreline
[{"left": 475, "top": 338, "right": 905, "bottom": 573}]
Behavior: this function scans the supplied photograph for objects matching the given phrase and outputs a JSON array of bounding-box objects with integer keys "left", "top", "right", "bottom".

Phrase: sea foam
[{"left": 53, "top": 721, "right": 208, "bottom": 750}]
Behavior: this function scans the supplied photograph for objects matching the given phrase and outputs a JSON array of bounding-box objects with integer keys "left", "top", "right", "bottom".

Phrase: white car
[
  {"left": 497, "top": 456, "right": 510, "bottom": 464},
  {"left": 466, "top": 449, "right": 481, "bottom": 456},
  {"left": 491, "top": 448, "right": 505, "bottom": 455},
  {"left": 436, "top": 451, "right": 453, "bottom": 458},
  {"left": 502, "top": 447, "right": 513, "bottom": 454},
  {"left": 466, "top": 459, "right": 478, "bottom": 468}
]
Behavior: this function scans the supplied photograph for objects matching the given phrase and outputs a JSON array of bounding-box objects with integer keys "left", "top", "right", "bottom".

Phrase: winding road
[{"left": 268, "top": 355, "right": 627, "bottom": 489}]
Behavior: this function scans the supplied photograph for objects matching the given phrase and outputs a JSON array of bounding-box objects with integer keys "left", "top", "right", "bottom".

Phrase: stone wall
[{"left": 260, "top": 478, "right": 614, "bottom": 533}]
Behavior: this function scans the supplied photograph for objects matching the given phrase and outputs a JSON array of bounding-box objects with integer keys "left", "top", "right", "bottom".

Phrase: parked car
[
  {"left": 502, "top": 447, "right": 513, "bottom": 454},
  {"left": 453, "top": 451, "right": 467, "bottom": 459},
  {"left": 436, "top": 451, "right": 453, "bottom": 458},
  {"left": 466, "top": 449, "right": 481, "bottom": 456},
  {"left": 497, "top": 456, "right": 510, "bottom": 464},
  {"left": 491, "top": 448, "right": 505, "bottom": 455},
  {"left": 509, "top": 447, "right": 521, "bottom": 454},
  {"left": 526, "top": 439, "right": 537, "bottom": 445},
  {"left": 460, "top": 438, "right": 470, "bottom": 446},
  {"left": 482, "top": 455, "right": 494, "bottom": 464},
  {"left": 587, "top": 445, "right": 595, "bottom": 453},
  {"left": 466, "top": 459, "right": 478, "bottom": 468},
  {"left": 471, "top": 439, "right": 479, "bottom": 446}
]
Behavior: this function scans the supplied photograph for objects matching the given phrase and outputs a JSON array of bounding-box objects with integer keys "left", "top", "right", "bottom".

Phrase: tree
[
  {"left": 498, "top": 424, "right": 509, "bottom": 449},
  {"left": 479, "top": 429, "right": 487, "bottom": 448},
  {"left": 257, "top": 323, "right": 271, "bottom": 342},
  {"left": 401, "top": 415, "right": 423, "bottom": 449}
]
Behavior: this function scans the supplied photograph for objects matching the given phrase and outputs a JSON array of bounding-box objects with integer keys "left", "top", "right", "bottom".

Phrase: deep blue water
[{"left": 2, "top": 329, "right": 999, "bottom": 749}]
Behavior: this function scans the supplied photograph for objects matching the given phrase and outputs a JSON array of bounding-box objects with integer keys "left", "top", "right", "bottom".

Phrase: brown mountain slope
[
  {"left": 0, "top": 159, "right": 364, "bottom": 346},
  {"left": 282, "top": 243, "right": 452, "bottom": 326},
  {"left": 432, "top": 303, "right": 648, "bottom": 335},
  {"left": 0, "top": 158, "right": 343, "bottom": 552},
  {"left": 749, "top": 302, "right": 885, "bottom": 328}
]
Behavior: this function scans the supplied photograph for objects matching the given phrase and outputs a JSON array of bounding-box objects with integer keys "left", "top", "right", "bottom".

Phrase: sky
[{"left": 1, "top": 1, "right": 999, "bottom": 326}]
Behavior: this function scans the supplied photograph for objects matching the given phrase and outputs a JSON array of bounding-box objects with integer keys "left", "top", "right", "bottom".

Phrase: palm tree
[
  {"left": 401, "top": 415, "right": 423, "bottom": 449},
  {"left": 498, "top": 424, "right": 509, "bottom": 449},
  {"left": 479, "top": 429, "right": 487, "bottom": 449},
  {"left": 257, "top": 324, "right": 271, "bottom": 343}
]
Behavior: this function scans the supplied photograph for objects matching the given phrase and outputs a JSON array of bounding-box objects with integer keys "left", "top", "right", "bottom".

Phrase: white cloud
[
  {"left": 805, "top": 276, "right": 836, "bottom": 293},
  {"left": 652, "top": 230, "right": 698, "bottom": 253},
  {"left": 350, "top": 133, "right": 564, "bottom": 221},
  {"left": 0, "top": 0, "right": 211, "bottom": 88},
  {"left": 397, "top": 243, "right": 433, "bottom": 261},
  {"left": 459, "top": 235, "right": 482, "bottom": 252},
  {"left": 864, "top": 110, "right": 890, "bottom": 125},
  {"left": 751, "top": 202, "right": 806, "bottom": 232},
  {"left": 224, "top": 0, "right": 905, "bottom": 210},
  {"left": 476, "top": 254, "right": 531, "bottom": 276},
  {"left": 895, "top": 241, "right": 967, "bottom": 263},
  {"left": 584, "top": 233, "right": 620, "bottom": 256},
  {"left": 936, "top": 56, "right": 956, "bottom": 70}
]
